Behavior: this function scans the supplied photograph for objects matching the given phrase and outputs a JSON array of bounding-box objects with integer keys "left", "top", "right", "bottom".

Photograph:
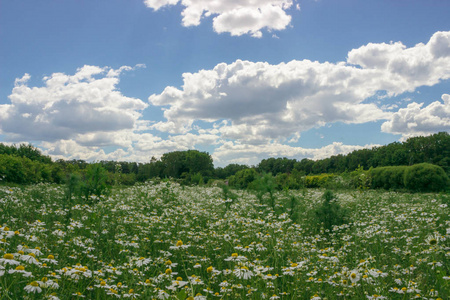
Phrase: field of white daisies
[{"left": 0, "top": 182, "right": 449, "bottom": 300}]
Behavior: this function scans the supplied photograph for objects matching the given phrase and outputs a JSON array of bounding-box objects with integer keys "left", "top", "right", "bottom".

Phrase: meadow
[{"left": 0, "top": 182, "right": 449, "bottom": 299}]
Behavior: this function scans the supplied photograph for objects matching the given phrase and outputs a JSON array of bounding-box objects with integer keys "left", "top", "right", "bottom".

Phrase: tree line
[{"left": 0, "top": 132, "right": 449, "bottom": 189}]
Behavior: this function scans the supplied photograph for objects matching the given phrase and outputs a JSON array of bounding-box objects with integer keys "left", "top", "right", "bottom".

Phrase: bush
[
  {"left": 370, "top": 166, "right": 407, "bottom": 190},
  {"left": 0, "top": 154, "right": 27, "bottom": 183},
  {"left": 403, "top": 163, "right": 449, "bottom": 192},
  {"left": 304, "top": 174, "right": 334, "bottom": 188}
]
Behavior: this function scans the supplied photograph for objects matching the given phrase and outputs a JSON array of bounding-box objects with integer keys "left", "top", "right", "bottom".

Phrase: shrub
[
  {"left": 370, "top": 166, "right": 407, "bottom": 190},
  {"left": 0, "top": 154, "right": 27, "bottom": 183},
  {"left": 304, "top": 174, "right": 334, "bottom": 188},
  {"left": 403, "top": 163, "right": 449, "bottom": 192}
]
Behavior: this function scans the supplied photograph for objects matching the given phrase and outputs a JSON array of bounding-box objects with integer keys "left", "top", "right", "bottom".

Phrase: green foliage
[
  {"left": 258, "top": 157, "right": 295, "bottom": 175},
  {"left": 215, "top": 164, "right": 249, "bottom": 179},
  {"left": 82, "top": 163, "right": 110, "bottom": 201},
  {"left": 403, "top": 163, "right": 449, "bottom": 192},
  {"left": 0, "top": 154, "right": 27, "bottom": 183},
  {"left": 369, "top": 163, "right": 449, "bottom": 192},
  {"left": 304, "top": 174, "right": 335, "bottom": 188},
  {"left": 65, "top": 173, "right": 82, "bottom": 201},
  {"left": 0, "top": 143, "right": 52, "bottom": 163},
  {"left": 249, "top": 173, "right": 277, "bottom": 207},
  {"left": 161, "top": 150, "right": 214, "bottom": 179},
  {"left": 228, "top": 168, "right": 258, "bottom": 189},
  {"left": 370, "top": 166, "right": 408, "bottom": 190},
  {"left": 350, "top": 166, "right": 371, "bottom": 190},
  {"left": 313, "top": 190, "right": 348, "bottom": 232},
  {"left": 0, "top": 154, "right": 56, "bottom": 184},
  {"left": 287, "top": 194, "right": 303, "bottom": 223}
]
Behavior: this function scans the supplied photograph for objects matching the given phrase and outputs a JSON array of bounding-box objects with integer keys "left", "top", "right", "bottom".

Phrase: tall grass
[{"left": 0, "top": 183, "right": 448, "bottom": 299}]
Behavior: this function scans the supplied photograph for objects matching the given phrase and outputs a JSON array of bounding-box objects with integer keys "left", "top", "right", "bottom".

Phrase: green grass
[{"left": 0, "top": 182, "right": 449, "bottom": 299}]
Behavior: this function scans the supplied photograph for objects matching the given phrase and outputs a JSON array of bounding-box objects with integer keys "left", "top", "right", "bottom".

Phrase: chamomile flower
[{"left": 24, "top": 281, "right": 42, "bottom": 294}]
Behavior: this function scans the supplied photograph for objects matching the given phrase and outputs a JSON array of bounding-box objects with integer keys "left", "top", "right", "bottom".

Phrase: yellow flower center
[
  {"left": 15, "top": 265, "right": 25, "bottom": 271},
  {"left": 3, "top": 253, "right": 13, "bottom": 260}
]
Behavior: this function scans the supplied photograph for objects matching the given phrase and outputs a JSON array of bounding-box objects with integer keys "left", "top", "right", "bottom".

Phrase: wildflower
[
  {"left": 123, "top": 289, "right": 140, "bottom": 298},
  {"left": 0, "top": 253, "right": 20, "bottom": 266},
  {"left": 233, "top": 266, "right": 254, "bottom": 280},
  {"left": 366, "top": 295, "right": 387, "bottom": 299},
  {"left": 24, "top": 281, "right": 42, "bottom": 294},
  {"left": 425, "top": 233, "right": 439, "bottom": 246},
  {"left": 349, "top": 270, "right": 361, "bottom": 283},
  {"left": 8, "top": 265, "right": 33, "bottom": 277},
  {"left": 194, "top": 293, "right": 207, "bottom": 300},
  {"left": 224, "top": 253, "right": 247, "bottom": 262},
  {"left": 169, "top": 240, "right": 190, "bottom": 250}
]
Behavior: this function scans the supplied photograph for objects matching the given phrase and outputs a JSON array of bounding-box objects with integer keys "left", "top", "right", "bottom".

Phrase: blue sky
[{"left": 1, "top": 0, "right": 449, "bottom": 166}]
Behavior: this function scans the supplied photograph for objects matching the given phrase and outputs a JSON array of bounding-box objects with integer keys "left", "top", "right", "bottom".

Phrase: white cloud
[
  {"left": 347, "top": 31, "right": 450, "bottom": 95},
  {"left": 149, "top": 59, "right": 387, "bottom": 142},
  {"left": 3, "top": 31, "right": 450, "bottom": 167},
  {"left": 381, "top": 94, "right": 450, "bottom": 139},
  {"left": 1, "top": 65, "right": 147, "bottom": 145},
  {"left": 149, "top": 31, "right": 450, "bottom": 145},
  {"left": 143, "top": 0, "right": 294, "bottom": 37},
  {"left": 40, "top": 132, "right": 221, "bottom": 163}
]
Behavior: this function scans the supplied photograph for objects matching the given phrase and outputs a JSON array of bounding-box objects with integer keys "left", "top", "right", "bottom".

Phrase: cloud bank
[
  {"left": 1, "top": 31, "right": 450, "bottom": 166},
  {"left": 143, "top": 0, "right": 294, "bottom": 37},
  {"left": 149, "top": 31, "right": 450, "bottom": 144}
]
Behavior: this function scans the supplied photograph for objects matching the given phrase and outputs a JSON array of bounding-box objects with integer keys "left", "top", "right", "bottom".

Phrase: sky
[{"left": 0, "top": 0, "right": 449, "bottom": 167}]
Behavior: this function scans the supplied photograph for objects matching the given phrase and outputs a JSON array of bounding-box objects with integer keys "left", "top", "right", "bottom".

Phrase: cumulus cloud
[
  {"left": 149, "top": 31, "right": 450, "bottom": 144},
  {"left": 347, "top": 31, "right": 450, "bottom": 94},
  {"left": 1, "top": 65, "right": 147, "bottom": 145},
  {"left": 381, "top": 94, "right": 450, "bottom": 139},
  {"left": 3, "top": 31, "right": 450, "bottom": 166},
  {"left": 143, "top": 0, "right": 294, "bottom": 37},
  {"left": 148, "top": 59, "right": 386, "bottom": 143}
]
